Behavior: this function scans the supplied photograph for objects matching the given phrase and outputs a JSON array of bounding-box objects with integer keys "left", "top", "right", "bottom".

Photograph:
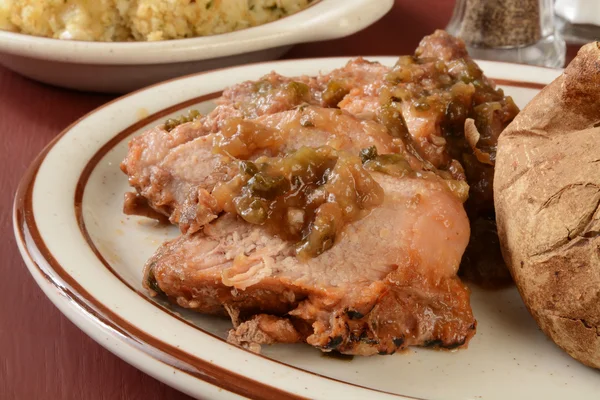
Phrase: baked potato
[{"left": 494, "top": 42, "right": 600, "bottom": 368}]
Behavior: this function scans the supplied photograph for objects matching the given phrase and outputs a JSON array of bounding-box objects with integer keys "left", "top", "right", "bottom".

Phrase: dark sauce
[
  {"left": 459, "top": 215, "right": 513, "bottom": 289},
  {"left": 321, "top": 351, "right": 355, "bottom": 362}
]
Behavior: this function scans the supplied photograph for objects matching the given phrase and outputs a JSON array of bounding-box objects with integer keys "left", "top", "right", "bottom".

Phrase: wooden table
[{"left": 0, "top": 1, "right": 578, "bottom": 399}]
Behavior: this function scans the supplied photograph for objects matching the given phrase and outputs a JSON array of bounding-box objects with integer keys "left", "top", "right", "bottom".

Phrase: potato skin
[{"left": 494, "top": 42, "right": 600, "bottom": 369}]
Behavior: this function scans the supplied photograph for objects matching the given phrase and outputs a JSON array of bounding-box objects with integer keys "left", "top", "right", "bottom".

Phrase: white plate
[
  {"left": 13, "top": 58, "right": 600, "bottom": 399},
  {"left": 0, "top": 0, "right": 392, "bottom": 93}
]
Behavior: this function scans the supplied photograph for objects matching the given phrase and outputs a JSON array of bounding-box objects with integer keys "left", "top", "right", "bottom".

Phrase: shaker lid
[{"left": 556, "top": 0, "right": 600, "bottom": 26}]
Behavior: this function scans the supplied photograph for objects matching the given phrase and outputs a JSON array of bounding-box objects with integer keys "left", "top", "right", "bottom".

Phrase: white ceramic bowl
[{"left": 0, "top": 0, "right": 393, "bottom": 93}]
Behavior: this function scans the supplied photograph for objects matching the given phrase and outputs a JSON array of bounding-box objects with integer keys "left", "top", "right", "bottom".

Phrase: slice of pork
[
  {"left": 144, "top": 173, "right": 475, "bottom": 355},
  {"left": 121, "top": 57, "right": 405, "bottom": 226},
  {"left": 123, "top": 106, "right": 412, "bottom": 233}
]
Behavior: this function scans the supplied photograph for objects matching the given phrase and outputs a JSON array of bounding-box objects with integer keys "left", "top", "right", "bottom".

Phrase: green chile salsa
[
  {"left": 212, "top": 146, "right": 384, "bottom": 260},
  {"left": 211, "top": 143, "right": 468, "bottom": 260},
  {"left": 378, "top": 55, "right": 519, "bottom": 212}
]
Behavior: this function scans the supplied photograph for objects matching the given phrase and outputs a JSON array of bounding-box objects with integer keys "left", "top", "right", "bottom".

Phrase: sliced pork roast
[
  {"left": 121, "top": 30, "right": 520, "bottom": 355},
  {"left": 122, "top": 106, "right": 415, "bottom": 233},
  {"left": 144, "top": 173, "right": 475, "bottom": 355},
  {"left": 122, "top": 30, "right": 516, "bottom": 235}
]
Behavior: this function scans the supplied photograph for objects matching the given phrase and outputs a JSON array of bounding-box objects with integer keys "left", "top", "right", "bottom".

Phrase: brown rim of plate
[
  {"left": 491, "top": 79, "right": 547, "bottom": 90},
  {"left": 14, "top": 60, "right": 547, "bottom": 400}
]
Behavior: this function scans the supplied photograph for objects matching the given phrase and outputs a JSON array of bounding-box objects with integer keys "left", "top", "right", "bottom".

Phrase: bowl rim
[{"left": 0, "top": 0, "right": 394, "bottom": 65}]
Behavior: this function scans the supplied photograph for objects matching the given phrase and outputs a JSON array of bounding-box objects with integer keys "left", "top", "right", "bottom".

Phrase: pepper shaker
[{"left": 446, "top": 0, "right": 566, "bottom": 68}]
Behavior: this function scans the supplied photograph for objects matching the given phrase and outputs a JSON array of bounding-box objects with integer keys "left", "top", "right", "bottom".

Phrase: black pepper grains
[{"left": 457, "top": 0, "right": 541, "bottom": 47}]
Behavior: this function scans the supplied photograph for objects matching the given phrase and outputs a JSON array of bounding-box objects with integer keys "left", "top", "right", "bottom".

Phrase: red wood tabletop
[{"left": 0, "top": 1, "right": 579, "bottom": 399}]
